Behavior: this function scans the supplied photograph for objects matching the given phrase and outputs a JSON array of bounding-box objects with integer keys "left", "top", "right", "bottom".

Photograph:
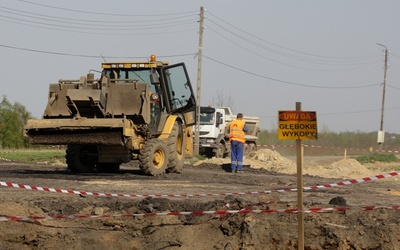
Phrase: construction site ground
[{"left": 0, "top": 148, "right": 399, "bottom": 250}]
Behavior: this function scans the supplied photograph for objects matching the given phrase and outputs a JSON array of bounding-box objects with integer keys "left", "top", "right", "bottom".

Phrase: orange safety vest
[{"left": 229, "top": 119, "right": 246, "bottom": 143}]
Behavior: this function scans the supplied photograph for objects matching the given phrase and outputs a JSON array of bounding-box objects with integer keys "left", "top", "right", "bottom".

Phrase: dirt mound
[
  {"left": 0, "top": 202, "right": 46, "bottom": 216},
  {"left": 195, "top": 149, "right": 375, "bottom": 179},
  {"left": 307, "top": 158, "right": 374, "bottom": 179}
]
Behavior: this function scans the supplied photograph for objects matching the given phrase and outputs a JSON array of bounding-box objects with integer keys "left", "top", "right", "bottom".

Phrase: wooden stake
[{"left": 296, "top": 102, "right": 304, "bottom": 250}]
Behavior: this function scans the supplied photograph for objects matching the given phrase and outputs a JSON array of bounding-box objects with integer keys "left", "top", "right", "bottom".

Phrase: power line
[
  {"left": 207, "top": 11, "right": 380, "bottom": 62},
  {"left": 0, "top": 3, "right": 396, "bottom": 92},
  {"left": 259, "top": 106, "right": 400, "bottom": 119},
  {"left": 15, "top": 0, "right": 196, "bottom": 17},
  {"left": 387, "top": 84, "right": 400, "bottom": 91},
  {"left": 0, "top": 6, "right": 197, "bottom": 24},
  {"left": 203, "top": 54, "right": 380, "bottom": 89},
  {"left": 0, "top": 43, "right": 196, "bottom": 59},
  {"left": 391, "top": 53, "right": 400, "bottom": 60},
  {"left": 0, "top": 43, "right": 381, "bottom": 95},
  {"left": 0, "top": 17, "right": 196, "bottom": 36},
  {"left": 206, "top": 25, "right": 379, "bottom": 72},
  {"left": 0, "top": 13, "right": 196, "bottom": 31},
  {"left": 0, "top": 2, "right": 198, "bottom": 35}
]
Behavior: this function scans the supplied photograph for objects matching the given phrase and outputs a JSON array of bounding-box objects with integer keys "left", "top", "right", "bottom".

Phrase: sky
[{"left": 1, "top": 0, "right": 400, "bottom": 135}]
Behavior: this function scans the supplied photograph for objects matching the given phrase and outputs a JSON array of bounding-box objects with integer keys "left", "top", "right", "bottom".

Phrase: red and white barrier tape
[
  {"left": 1, "top": 205, "right": 399, "bottom": 222},
  {"left": 0, "top": 171, "right": 399, "bottom": 198},
  {"left": 259, "top": 144, "right": 400, "bottom": 154}
]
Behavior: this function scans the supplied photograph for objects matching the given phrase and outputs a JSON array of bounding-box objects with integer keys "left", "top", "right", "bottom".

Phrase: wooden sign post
[{"left": 278, "top": 102, "right": 318, "bottom": 250}]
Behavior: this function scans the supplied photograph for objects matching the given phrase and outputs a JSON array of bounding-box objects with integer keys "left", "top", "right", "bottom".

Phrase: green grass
[
  {"left": 355, "top": 153, "right": 400, "bottom": 164},
  {"left": 0, "top": 148, "right": 66, "bottom": 163}
]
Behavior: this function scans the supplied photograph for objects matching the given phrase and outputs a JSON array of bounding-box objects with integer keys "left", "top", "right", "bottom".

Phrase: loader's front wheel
[
  {"left": 66, "top": 145, "right": 97, "bottom": 173},
  {"left": 167, "top": 122, "right": 186, "bottom": 173},
  {"left": 139, "top": 139, "right": 169, "bottom": 176}
]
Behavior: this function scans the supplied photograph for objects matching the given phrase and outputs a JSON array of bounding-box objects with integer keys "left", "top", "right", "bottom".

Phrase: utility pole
[
  {"left": 194, "top": 6, "right": 204, "bottom": 155},
  {"left": 377, "top": 43, "right": 388, "bottom": 151}
]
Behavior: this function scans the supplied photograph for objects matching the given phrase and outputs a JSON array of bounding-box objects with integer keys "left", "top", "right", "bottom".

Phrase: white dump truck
[{"left": 198, "top": 106, "right": 260, "bottom": 158}]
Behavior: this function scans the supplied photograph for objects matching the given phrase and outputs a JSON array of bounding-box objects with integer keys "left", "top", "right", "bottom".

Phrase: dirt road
[{"left": 0, "top": 151, "right": 399, "bottom": 249}]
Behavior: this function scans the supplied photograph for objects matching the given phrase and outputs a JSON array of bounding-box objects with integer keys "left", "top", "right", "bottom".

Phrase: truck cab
[
  {"left": 198, "top": 107, "right": 232, "bottom": 157},
  {"left": 198, "top": 106, "right": 260, "bottom": 158}
]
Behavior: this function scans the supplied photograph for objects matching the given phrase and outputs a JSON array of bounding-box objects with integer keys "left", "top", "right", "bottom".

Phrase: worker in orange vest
[{"left": 229, "top": 113, "right": 249, "bottom": 173}]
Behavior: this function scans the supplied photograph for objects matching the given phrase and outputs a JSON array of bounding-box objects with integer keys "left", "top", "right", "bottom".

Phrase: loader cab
[
  {"left": 101, "top": 56, "right": 196, "bottom": 134},
  {"left": 159, "top": 63, "right": 196, "bottom": 122}
]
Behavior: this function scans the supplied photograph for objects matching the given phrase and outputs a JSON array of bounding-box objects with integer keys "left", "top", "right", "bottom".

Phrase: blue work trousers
[{"left": 230, "top": 140, "right": 244, "bottom": 171}]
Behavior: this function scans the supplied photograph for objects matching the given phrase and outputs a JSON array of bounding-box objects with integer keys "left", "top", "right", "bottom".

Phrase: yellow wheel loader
[{"left": 25, "top": 55, "right": 196, "bottom": 176}]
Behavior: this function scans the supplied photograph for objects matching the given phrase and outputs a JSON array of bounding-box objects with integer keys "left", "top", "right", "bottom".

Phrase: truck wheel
[
  {"left": 97, "top": 163, "right": 120, "bottom": 173},
  {"left": 167, "top": 122, "right": 185, "bottom": 173},
  {"left": 244, "top": 144, "right": 250, "bottom": 156},
  {"left": 244, "top": 143, "right": 257, "bottom": 157},
  {"left": 249, "top": 143, "right": 257, "bottom": 156},
  {"left": 139, "top": 139, "right": 169, "bottom": 176},
  {"left": 66, "top": 145, "right": 97, "bottom": 173},
  {"left": 205, "top": 148, "right": 214, "bottom": 158},
  {"left": 214, "top": 143, "right": 226, "bottom": 158}
]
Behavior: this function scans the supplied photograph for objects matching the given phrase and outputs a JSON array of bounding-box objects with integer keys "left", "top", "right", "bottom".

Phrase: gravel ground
[{"left": 0, "top": 154, "right": 399, "bottom": 250}]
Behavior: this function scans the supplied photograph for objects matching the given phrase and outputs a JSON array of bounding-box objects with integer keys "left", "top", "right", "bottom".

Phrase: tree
[
  {"left": 211, "top": 89, "right": 235, "bottom": 110},
  {"left": 13, "top": 101, "right": 33, "bottom": 126},
  {"left": 0, "top": 96, "right": 32, "bottom": 148}
]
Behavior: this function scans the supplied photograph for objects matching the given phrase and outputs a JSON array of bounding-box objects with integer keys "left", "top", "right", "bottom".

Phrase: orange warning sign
[
  {"left": 279, "top": 111, "right": 316, "bottom": 121},
  {"left": 278, "top": 111, "right": 317, "bottom": 140}
]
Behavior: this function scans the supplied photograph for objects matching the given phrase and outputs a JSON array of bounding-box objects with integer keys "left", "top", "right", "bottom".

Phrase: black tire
[
  {"left": 214, "top": 143, "right": 225, "bottom": 158},
  {"left": 97, "top": 163, "right": 121, "bottom": 173},
  {"left": 167, "top": 122, "right": 186, "bottom": 173},
  {"left": 205, "top": 148, "right": 214, "bottom": 158},
  {"left": 139, "top": 139, "right": 169, "bottom": 176},
  {"left": 65, "top": 145, "right": 97, "bottom": 173}
]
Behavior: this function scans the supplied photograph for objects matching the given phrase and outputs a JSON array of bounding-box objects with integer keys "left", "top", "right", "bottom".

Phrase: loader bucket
[{"left": 24, "top": 118, "right": 133, "bottom": 146}]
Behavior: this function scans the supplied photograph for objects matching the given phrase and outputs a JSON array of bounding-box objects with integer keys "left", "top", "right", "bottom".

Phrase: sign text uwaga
[{"left": 278, "top": 111, "right": 317, "bottom": 140}]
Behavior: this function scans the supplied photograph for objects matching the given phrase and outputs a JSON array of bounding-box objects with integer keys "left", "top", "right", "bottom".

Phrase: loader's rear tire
[
  {"left": 139, "top": 139, "right": 169, "bottom": 176},
  {"left": 167, "top": 122, "right": 185, "bottom": 173},
  {"left": 66, "top": 145, "right": 97, "bottom": 173}
]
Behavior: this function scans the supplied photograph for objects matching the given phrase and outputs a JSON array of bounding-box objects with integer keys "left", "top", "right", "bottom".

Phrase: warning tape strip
[
  {"left": 0, "top": 171, "right": 399, "bottom": 198},
  {"left": 259, "top": 144, "right": 400, "bottom": 154},
  {"left": 1, "top": 205, "right": 399, "bottom": 222}
]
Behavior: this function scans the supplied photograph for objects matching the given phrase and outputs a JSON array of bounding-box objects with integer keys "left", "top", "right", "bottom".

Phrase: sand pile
[
  {"left": 305, "top": 158, "right": 374, "bottom": 179},
  {"left": 248, "top": 149, "right": 296, "bottom": 174},
  {"left": 195, "top": 148, "right": 375, "bottom": 179},
  {"left": 249, "top": 149, "right": 374, "bottom": 179}
]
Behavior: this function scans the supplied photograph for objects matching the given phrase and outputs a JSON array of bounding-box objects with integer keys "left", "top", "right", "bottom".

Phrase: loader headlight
[{"left": 151, "top": 93, "right": 160, "bottom": 102}]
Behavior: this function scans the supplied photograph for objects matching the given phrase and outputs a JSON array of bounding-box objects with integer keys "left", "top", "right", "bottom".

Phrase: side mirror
[{"left": 150, "top": 70, "right": 160, "bottom": 85}]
